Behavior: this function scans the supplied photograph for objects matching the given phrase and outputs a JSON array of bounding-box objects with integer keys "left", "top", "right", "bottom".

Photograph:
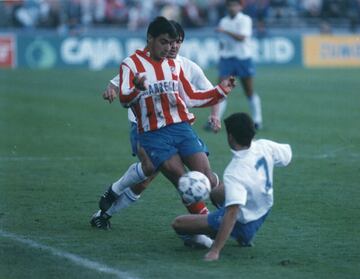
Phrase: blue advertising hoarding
[{"left": 5, "top": 31, "right": 302, "bottom": 69}]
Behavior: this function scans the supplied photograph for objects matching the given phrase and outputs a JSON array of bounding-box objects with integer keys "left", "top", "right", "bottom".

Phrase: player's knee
[
  {"left": 171, "top": 217, "right": 181, "bottom": 231},
  {"left": 172, "top": 216, "right": 185, "bottom": 232},
  {"left": 141, "top": 161, "right": 155, "bottom": 177}
]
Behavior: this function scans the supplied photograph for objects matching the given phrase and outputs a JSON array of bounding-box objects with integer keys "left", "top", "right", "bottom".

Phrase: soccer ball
[{"left": 178, "top": 171, "right": 211, "bottom": 204}]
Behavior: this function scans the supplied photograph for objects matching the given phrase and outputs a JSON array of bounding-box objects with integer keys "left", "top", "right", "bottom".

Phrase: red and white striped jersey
[{"left": 119, "top": 49, "right": 228, "bottom": 133}]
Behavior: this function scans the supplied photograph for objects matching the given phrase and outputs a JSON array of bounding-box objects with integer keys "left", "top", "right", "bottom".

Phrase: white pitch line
[
  {"left": 0, "top": 230, "right": 139, "bottom": 279},
  {"left": 295, "top": 146, "right": 360, "bottom": 160}
]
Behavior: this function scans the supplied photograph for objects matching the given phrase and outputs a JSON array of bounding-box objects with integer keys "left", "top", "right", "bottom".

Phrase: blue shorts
[
  {"left": 208, "top": 207, "right": 270, "bottom": 246},
  {"left": 219, "top": 57, "right": 255, "bottom": 79},
  {"left": 138, "top": 122, "right": 209, "bottom": 170},
  {"left": 129, "top": 122, "right": 138, "bottom": 156}
]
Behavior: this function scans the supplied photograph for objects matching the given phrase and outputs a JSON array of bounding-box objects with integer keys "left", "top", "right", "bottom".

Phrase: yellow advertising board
[{"left": 303, "top": 35, "right": 360, "bottom": 67}]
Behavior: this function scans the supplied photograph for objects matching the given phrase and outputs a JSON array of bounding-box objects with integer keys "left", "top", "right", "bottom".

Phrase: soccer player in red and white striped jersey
[{"left": 118, "top": 16, "right": 235, "bottom": 203}]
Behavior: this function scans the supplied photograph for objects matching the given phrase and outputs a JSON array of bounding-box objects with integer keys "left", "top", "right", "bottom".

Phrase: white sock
[
  {"left": 180, "top": 234, "right": 213, "bottom": 248},
  {"left": 192, "top": 234, "right": 213, "bottom": 248},
  {"left": 218, "top": 99, "right": 227, "bottom": 120},
  {"left": 248, "top": 93, "right": 262, "bottom": 125},
  {"left": 106, "top": 188, "right": 140, "bottom": 216},
  {"left": 111, "top": 162, "right": 147, "bottom": 195}
]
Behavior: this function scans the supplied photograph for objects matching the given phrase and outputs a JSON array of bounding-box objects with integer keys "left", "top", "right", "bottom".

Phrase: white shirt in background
[{"left": 218, "top": 12, "right": 253, "bottom": 60}]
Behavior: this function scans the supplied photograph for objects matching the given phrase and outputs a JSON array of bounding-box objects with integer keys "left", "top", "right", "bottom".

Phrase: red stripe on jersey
[
  {"left": 167, "top": 59, "right": 178, "bottom": 81},
  {"left": 133, "top": 103, "right": 144, "bottom": 133},
  {"left": 129, "top": 68, "right": 134, "bottom": 88},
  {"left": 131, "top": 54, "right": 145, "bottom": 73},
  {"left": 180, "top": 68, "right": 217, "bottom": 100},
  {"left": 160, "top": 94, "right": 172, "bottom": 125},
  {"left": 119, "top": 63, "right": 140, "bottom": 105},
  {"left": 175, "top": 94, "right": 190, "bottom": 122},
  {"left": 153, "top": 62, "right": 165, "bottom": 80},
  {"left": 119, "top": 63, "right": 123, "bottom": 92},
  {"left": 145, "top": 97, "right": 158, "bottom": 131},
  {"left": 136, "top": 50, "right": 165, "bottom": 80}
]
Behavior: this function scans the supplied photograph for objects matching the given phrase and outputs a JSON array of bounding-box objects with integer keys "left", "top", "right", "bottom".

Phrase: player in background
[
  {"left": 91, "top": 18, "right": 232, "bottom": 245},
  {"left": 172, "top": 112, "right": 292, "bottom": 261},
  {"left": 205, "top": 0, "right": 263, "bottom": 131}
]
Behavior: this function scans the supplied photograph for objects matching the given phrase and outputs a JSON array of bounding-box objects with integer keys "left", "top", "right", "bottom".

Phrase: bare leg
[
  {"left": 240, "top": 77, "right": 254, "bottom": 98},
  {"left": 182, "top": 152, "right": 219, "bottom": 189},
  {"left": 159, "top": 153, "right": 187, "bottom": 187},
  {"left": 172, "top": 214, "right": 215, "bottom": 236},
  {"left": 159, "top": 153, "right": 209, "bottom": 214},
  {"left": 137, "top": 145, "right": 155, "bottom": 177}
]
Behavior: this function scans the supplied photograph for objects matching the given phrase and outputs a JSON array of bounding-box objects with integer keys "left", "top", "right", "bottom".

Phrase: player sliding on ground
[{"left": 172, "top": 113, "right": 292, "bottom": 261}]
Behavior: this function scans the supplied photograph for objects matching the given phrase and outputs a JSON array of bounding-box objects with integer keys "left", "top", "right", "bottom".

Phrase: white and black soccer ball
[{"left": 178, "top": 171, "right": 211, "bottom": 204}]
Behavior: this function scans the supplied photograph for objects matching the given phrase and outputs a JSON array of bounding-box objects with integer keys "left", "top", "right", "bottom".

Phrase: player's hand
[
  {"left": 208, "top": 115, "right": 221, "bottom": 133},
  {"left": 219, "top": 76, "right": 236, "bottom": 94},
  {"left": 133, "top": 73, "right": 148, "bottom": 91},
  {"left": 102, "top": 83, "right": 118, "bottom": 103},
  {"left": 204, "top": 250, "right": 219, "bottom": 261}
]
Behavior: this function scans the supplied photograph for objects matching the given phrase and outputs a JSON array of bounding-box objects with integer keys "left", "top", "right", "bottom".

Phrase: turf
[{"left": 1, "top": 67, "right": 359, "bottom": 279}]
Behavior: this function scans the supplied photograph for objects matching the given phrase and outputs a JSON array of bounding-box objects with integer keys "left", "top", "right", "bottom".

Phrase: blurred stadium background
[{"left": 0, "top": 0, "right": 360, "bottom": 69}]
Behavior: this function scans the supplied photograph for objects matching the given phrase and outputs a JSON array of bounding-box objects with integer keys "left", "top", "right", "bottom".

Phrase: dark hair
[
  {"left": 224, "top": 113, "right": 255, "bottom": 147},
  {"left": 147, "top": 16, "right": 178, "bottom": 39},
  {"left": 169, "top": 20, "right": 185, "bottom": 42}
]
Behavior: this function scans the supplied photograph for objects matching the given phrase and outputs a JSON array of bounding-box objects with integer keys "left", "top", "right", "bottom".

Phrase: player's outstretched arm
[
  {"left": 102, "top": 82, "right": 119, "bottom": 104},
  {"left": 205, "top": 77, "right": 235, "bottom": 133},
  {"left": 204, "top": 204, "right": 238, "bottom": 261}
]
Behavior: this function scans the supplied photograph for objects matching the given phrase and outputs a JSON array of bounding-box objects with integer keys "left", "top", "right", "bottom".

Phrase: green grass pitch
[{"left": 1, "top": 67, "right": 359, "bottom": 279}]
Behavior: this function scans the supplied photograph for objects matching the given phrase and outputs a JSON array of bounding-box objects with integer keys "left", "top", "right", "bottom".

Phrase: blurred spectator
[
  {"left": 319, "top": 19, "right": 332, "bottom": 33},
  {"left": 269, "top": 0, "right": 288, "bottom": 19},
  {"left": 182, "top": 0, "right": 205, "bottom": 28},
  {"left": 12, "top": 0, "right": 41, "bottom": 28},
  {"left": 255, "top": 17, "right": 268, "bottom": 38},
  {"left": 38, "top": 0, "right": 61, "bottom": 28},
  {"left": 301, "top": 0, "right": 323, "bottom": 17},
  {"left": 0, "top": 0, "right": 21, "bottom": 27},
  {"left": 0, "top": 0, "right": 357, "bottom": 31},
  {"left": 321, "top": 0, "right": 347, "bottom": 18},
  {"left": 207, "top": 0, "right": 226, "bottom": 26},
  {"left": 103, "top": 0, "right": 128, "bottom": 24},
  {"left": 242, "top": 0, "right": 270, "bottom": 38},
  {"left": 348, "top": 0, "right": 360, "bottom": 32},
  {"left": 128, "top": 0, "right": 155, "bottom": 30},
  {"left": 63, "top": 0, "right": 83, "bottom": 32},
  {"left": 244, "top": 0, "right": 270, "bottom": 21},
  {"left": 160, "top": 3, "right": 182, "bottom": 22}
]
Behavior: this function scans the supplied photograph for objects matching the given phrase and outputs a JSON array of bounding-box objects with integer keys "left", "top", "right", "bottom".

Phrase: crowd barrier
[{"left": 0, "top": 30, "right": 359, "bottom": 69}]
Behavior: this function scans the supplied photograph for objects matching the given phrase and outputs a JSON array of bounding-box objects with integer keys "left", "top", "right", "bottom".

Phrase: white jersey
[
  {"left": 218, "top": 12, "right": 253, "bottom": 59},
  {"left": 110, "top": 55, "right": 213, "bottom": 123},
  {"left": 224, "top": 139, "right": 292, "bottom": 224}
]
